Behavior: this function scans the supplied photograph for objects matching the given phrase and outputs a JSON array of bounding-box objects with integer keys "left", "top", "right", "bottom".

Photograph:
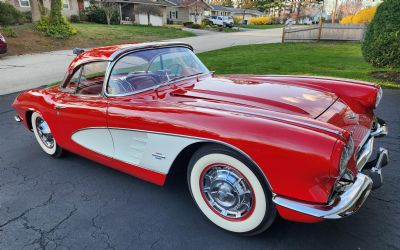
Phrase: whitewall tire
[
  {"left": 31, "top": 112, "right": 63, "bottom": 157},
  {"left": 187, "top": 144, "right": 276, "bottom": 235}
]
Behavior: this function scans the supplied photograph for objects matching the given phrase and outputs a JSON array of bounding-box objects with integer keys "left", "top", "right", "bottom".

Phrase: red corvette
[{"left": 13, "top": 42, "right": 389, "bottom": 235}]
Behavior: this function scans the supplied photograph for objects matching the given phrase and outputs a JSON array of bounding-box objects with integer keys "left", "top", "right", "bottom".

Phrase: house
[
  {"left": 166, "top": 0, "right": 212, "bottom": 24},
  {"left": 225, "top": 7, "right": 264, "bottom": 22},
  {"left": 209, "top": 5, "right": 231, "bottom": 17},
  {"left": 4, "top": 0, "right": 80, "bottom": 17},
  {"left": 207, "top": 5, "right": 265, "bottom": 22},
  {"left": 115, "top": 0, "right": 174, "bottom": 26}
]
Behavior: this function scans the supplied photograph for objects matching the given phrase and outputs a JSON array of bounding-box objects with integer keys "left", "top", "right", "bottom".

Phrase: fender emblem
[{"left": 152, "top": 152, "right": 166, "bottom": 160}]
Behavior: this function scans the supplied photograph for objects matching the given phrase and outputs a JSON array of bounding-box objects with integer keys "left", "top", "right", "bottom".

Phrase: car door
[
  {"left": 52, "top": 61, "right": 112, "bottom": 157},
  {"left": 104, "top": 48, "right": 202, "bottom": 174}
]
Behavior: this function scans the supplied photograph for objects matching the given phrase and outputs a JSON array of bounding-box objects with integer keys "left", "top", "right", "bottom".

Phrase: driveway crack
[{"left": 0, "top": 192, "right": 55, "bottom": 229}]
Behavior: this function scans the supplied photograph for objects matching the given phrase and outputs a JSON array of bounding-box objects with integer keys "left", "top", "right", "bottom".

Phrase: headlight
[
  {"left": 375, "top": 87, "right": 383, "bottom": 108},
  {"left": 339, "top": 136, "right": 354, "bottom": 175}
]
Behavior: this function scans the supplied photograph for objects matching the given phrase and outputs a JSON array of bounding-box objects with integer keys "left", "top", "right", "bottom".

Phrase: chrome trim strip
[
  {"left": 102, "top": 45, "right": 208, "bottom": 98},
  {"left": 71, "top": 127, "right": 273, "bottom": 190},
  {"left": 273, "top": 173, "right": 373, "bottom": 219},
  {"left": 109, "top": 42, "right": 194, "bottom": 61}
]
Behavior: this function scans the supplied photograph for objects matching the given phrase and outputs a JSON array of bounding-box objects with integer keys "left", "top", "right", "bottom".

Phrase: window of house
[
  {"left": 169, "top": 11, "right": 178, "bottom": 19},
  {"left": 63, "top": 0, "right": 70, "bottom": 9},
  {"left": 19, "top": 0, "right": 30, "bottom": 7}
]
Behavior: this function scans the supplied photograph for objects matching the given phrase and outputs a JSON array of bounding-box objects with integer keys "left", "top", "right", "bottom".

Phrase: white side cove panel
[
  {"left": 71, "top": 128, "right": 201, "bottom": 174},
  {"left": 71, "top": 129, "right": 114, "bottom": 158},
  {"left": 109, "top": 129, "right": 200, "bottom": 174}
]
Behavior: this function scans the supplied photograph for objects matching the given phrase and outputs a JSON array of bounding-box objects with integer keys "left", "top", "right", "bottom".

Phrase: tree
[
  {"left": 136, "top": 4, "right": 162, "bottom": 26},
  {"left": 237, "top": 0, "right": 256, "bottom": 21},
  {"left": 182, "top": 0, "right": 206, "bottom": 24},
  {"left": 29, "top": 0, "right": 41, "bottom": 22},
  {"left": 49, "top": 0, "right": 63, "bottom": 25},
  {"left": 101, "top": 0, "right": 118, "bottom": 25},
  {"left": 337, "top": 0, "right": 363, "bottom": 20},
  {"left": 362, "top": 0, "right": 400, "bottom": 67},
  {"left": 221, "top": 0, "right": 233, "bottom": 7},
  {"left": 292, "top": 0, "right": 323, "bottom": 24}
]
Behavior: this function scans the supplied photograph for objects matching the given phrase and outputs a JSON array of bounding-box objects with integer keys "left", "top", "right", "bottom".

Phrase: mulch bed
[{"left": 370, "top": 71, "right": 400, "bottom": 84}]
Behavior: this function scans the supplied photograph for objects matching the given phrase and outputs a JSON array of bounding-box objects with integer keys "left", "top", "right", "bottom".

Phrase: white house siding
[
  {"left": 138, "top": 14, "right": 163, "bottom": 26},
  {"left": 167, "top": 2, "right": 209, "bottom": 24},
  {"left": 133, "top": 5, "right": 168, "bottom": 26},
  {"left": 166, "top": 6, "right": 189, "bottom": 24},
  {"left": 9, "top": 0, "right": 79, "bottom": 17}
]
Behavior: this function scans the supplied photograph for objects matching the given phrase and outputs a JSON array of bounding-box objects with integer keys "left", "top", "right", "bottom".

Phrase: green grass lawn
[
  {"left": 72, "top": 23, "right": 194, "bottom": 45},
  {"left": 236, "top": 24, "right": 283, "bottom": 29},
  {"left": 5, "top": 23, "right": 195, "bottom": 55},
  {"left": 198, "top": 42, "right": 400, "bottom": 88}
]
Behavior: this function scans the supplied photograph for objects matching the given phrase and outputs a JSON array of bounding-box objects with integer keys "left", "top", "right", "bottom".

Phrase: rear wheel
[
  {"left": 187, "top": 144, "right": 276, "bottom": 235},
  {"left": 31, "top": 112, "right": 64, "bottom": 158}
]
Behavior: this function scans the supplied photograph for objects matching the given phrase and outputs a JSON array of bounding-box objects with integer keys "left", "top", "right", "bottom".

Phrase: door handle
[{"left": 55, "top": 105, "right": 67, "bottom": 110}]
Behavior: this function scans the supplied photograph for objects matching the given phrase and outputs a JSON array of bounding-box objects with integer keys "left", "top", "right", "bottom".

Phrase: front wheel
[
  {"left": 187, "top": 145, "right": 276, "bottom": 235},
  {"left": 31, "top": 112, "right": 64, "bottom": 158}
]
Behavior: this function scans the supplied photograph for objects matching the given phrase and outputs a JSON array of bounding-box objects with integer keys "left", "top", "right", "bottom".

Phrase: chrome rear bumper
[{"left": 273, "top": 117, "right": 389, "bottom": 219}]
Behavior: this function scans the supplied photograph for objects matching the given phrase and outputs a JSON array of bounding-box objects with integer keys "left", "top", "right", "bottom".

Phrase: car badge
[{"left": 348, "top": 112, "right": 356, "bottom": 119}]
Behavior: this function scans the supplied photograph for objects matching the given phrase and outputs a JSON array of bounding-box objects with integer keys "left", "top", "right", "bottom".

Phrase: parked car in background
[
  {"left": 209, "top": 15, "right": 234, "bottom": 27},
  {"left": 0, "top": 34, "right": 7, "bottom": 54},
  {"left": 13, "top": 42, "right": 389, "bottom": 235}
]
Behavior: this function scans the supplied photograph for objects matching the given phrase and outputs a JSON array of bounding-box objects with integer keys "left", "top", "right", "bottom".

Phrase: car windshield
[{"left": 108, "top": 47, "right": 209, "bottom": 95}]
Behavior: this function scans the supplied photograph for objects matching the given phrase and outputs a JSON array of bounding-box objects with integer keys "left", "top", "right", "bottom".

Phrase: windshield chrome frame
[{"left": 102, "top": 46, "right": 210, "bottom": 97}]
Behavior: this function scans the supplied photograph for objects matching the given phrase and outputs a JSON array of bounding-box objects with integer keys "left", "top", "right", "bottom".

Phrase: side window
[
  {"left": 64, "top": 68, "right": 81, "bottom": 92},
  {"left": 76, "top": 61, "right": 108, "bottom": 95}
]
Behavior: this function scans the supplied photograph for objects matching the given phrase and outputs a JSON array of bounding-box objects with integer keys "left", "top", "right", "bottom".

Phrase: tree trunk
[
  {"left": 332, "top": 0, "right": 338, "bottom": 23},
  {"left": 49, "top": 0, "right": 63, "bottom": 25},
  {"left": 147, "top": 13, "right": 150, "bottom": 26},
  {"left": 29, "top": 0, "right": 41, "bottom": 23},
  {"left": 295, "top": 2, "right": 301, "bottom": 24},
  {"left": 106, "top": 11, "right": 111, "bottom": 25}
]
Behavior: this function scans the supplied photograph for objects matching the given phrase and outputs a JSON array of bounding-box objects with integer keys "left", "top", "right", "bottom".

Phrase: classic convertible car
[{"left": 13, "top": 42, "right": 389, "bottom": 235}]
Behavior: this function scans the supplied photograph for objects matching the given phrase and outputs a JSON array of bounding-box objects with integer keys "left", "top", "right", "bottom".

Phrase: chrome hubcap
[
  {"left": 35, "top": 117, "right": 54, "bottom": 148},
  {"left": 201, "top": 164, "right": 254, "bottom": 220}
]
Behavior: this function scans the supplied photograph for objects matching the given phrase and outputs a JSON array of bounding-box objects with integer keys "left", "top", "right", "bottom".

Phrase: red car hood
[{"left": 171, "top": 75, "right": 337, "bottom": 119}]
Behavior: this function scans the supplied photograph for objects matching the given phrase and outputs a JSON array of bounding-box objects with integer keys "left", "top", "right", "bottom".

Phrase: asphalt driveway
[
  {"left": 0, "top": 89, "right": 399, "bottom": 250},
  {"left": 0, "top": 28, "right": 282, "bottom": 95}
]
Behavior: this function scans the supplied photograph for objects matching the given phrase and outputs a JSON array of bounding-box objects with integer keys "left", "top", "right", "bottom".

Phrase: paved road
[
  {"left": 0, "top": 28, "right": 282, "bottom": 95},
  {"left": 0, "top": 89, "right": 399, "bottom": 250}
]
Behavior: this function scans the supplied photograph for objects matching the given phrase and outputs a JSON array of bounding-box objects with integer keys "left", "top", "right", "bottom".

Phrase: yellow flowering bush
[
  {"left": 249, "top": 16, "right": 272, "bottom": 25},
  {"left": 340, "top": 6, "right": 377, "bottom": 24},
  {"left": 233, "top": 16, "right": 243, "bottom": 24}
]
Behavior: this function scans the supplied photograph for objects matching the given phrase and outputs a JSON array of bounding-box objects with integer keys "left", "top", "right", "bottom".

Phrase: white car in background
[{"left": 209, "top": 16, "right": 234, "bottom": 28}]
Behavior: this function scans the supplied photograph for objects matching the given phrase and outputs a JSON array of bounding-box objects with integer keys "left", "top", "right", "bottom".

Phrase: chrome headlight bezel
[
  {"left": 375, "top": 87, "right": 383, "bottom": 108},
  {"left": 339, "top": 136, "right": 354, "bottom": 176}
]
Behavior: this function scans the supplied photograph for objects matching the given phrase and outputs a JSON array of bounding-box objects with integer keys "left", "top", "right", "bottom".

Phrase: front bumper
[{"left": 273, "top": 117, "right": 389, "bottom": 219}]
